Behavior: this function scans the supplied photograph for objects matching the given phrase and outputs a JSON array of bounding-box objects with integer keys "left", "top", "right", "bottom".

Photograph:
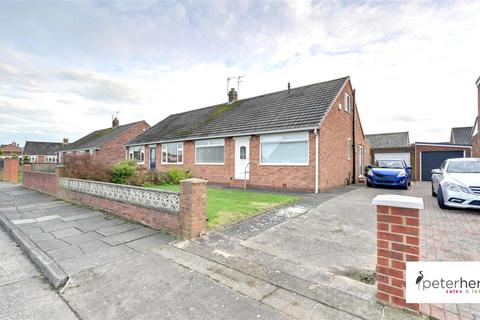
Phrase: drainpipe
[
  {"left": 351, "top": 89, "right": 356, "bottom": 185},
  {"left": 315, "top": 128, "right": 319, "bottom": 194}
]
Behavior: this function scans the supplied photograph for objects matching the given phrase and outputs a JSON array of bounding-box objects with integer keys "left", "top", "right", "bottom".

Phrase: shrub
[
  {"left": 62, "top": 154, "right": 112, "bottom": 182},
  {"left": 130, "top": 166, "right": 169, "bottom": 187},
  {"left": 111, "top": 160, "right": 136, "bottom": 184},
  {"left": 166, "top": 168, "right": 192, "bottom": 184}
]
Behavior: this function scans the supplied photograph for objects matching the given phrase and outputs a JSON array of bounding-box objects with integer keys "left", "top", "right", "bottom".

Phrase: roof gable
[
  {"left": 63, "top": 120, "right": 146, "bottom": 151},
  {"left": 366, "top": 132, "right": 410, "bottom": 149},
  {"left": 450, "top": 126, "right": 473, "bottom": 145},
  {"left": 23, "top": 141, "right": 62, "bottom": 155},
  {"left": 127, "top": 77, "right": 348, "bottom": 145}
]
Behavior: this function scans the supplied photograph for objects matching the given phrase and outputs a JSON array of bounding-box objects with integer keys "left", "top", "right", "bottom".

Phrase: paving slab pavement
[{"left": 0, "top": 227, "right": 78, "bottom": 320}]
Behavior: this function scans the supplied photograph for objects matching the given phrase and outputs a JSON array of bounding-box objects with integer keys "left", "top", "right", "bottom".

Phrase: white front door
[
  {"left": 359, "top": 145, "right": 364, "bottom": 176},
  {"left": 235, "top": 137, "right": 250, "bottom": 180}
]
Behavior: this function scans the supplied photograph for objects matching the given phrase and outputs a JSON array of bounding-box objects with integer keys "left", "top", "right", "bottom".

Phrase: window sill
[
  {"left": 161, "top": 163, "right": 184, "bottom": 166},
  {"left": 195, "top": 163, "right": 225, "bottom": 166},
  {"left": 259, "top": 163, "right": 309, "bottom": 167}
]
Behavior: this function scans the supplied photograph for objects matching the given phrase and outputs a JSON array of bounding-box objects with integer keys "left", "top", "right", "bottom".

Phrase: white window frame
[
  {"left": 345, "top": 93, "right": 351, "bottom": 113},
  {"left": 161, "top": 142, "right": 183, "bottom": 165},
  {"left": 129, "top": 146, "right": 145, "bottom": 164},
  {"left": 347, "top": 138, "right": 352, "bottom": 160},
  {"left": 195, "top": 139, "right": 225, "bottom": 165},
  {"left": 30, "top": 155, "right": 37, "bottom": 163},
  {"left": 259, "top": 131, "right": 309, "bottom": 166}
]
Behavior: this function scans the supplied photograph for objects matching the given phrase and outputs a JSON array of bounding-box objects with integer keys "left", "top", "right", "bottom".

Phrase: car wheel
[
  {"left": 437, "top": 188, "right": 448, "bottom": 209},
  {"left": 367, "top": 181, "right": 373, "bottom": 187},
  {"left": 431, "top": 183, "right": 437, "bottom": 197},
  {"left": 408, "top": 181, "right": 411, "bottom": 187}
]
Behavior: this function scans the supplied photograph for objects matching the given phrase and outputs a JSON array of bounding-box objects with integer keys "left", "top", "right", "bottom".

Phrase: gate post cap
[{"left": 372, "top": 195, "right": 424, "bottom": 209}]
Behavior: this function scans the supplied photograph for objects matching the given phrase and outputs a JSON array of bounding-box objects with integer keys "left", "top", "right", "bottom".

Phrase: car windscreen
[
  {"left": 447, "top": 161, "right": 480, "bottom": 173},
  {"left": 375, "top": 160, "right": 404, "bottom": 169}
]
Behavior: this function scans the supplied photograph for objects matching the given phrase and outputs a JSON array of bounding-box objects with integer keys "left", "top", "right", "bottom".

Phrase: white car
[{"left": 431, "top": 158, "right": 480, "bottom": 209}]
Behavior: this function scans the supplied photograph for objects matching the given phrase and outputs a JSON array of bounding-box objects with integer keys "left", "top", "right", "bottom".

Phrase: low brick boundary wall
[
  {"left": 22, "top": 168, "right": 207, "bottom": 239},
  {"left": 372, "top": 195, "right": 424, "bottom": 313},
  {"left": 22, "top": 165, "right": 58, "bottom": 195},
  {"left": 3, "top": 158, "right": 19, "bottom": 184}
]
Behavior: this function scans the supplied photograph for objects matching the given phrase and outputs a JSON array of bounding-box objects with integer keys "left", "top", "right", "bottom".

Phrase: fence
[
  {"left": 22, "top": 167, "right": 207, "bottom": 239},
  {"left": 31, "top": 163, "right": 59, "bottom": 173}
]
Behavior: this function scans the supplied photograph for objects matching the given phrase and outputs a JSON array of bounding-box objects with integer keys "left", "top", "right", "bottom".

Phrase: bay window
[
  {"left": 195, "top": 139, "right": 224, "bottom": 164},
  {"left": 129, "top": 146, "right": 145, "bottom": 164},
  {"left": 162, "top": 142, "right": 183, "bottom": 164},
  {"left": 260, "top": 131, "right": 309, "bottom": 165}
]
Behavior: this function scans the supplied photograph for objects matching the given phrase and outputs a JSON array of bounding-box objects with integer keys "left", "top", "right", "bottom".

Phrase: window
[
  {"left": 129, "top": 146, "right": 145, "bottom": 164},
  {"left": 240, "top": 146, "right": 246, "bottom": 160},
  {"left": 195, "top": 139, "right": 224, "bottom": 164},
  {"left": 347, "top": 138, "right": 351, "bottom": 160},
  {"left": 345, "top": 93, "right": 351, "bottom": 113},
  {"left": 46, "top": 156, "right": 57, "bottom": 163},
  {"left": 30, "top": 155, "right": 37, "bottom": 163},
  {"left": 260, "top": 131, "right": 309, "bottom": 165},
  {"left": 162, "top": 143, "right": 183, "bottom": 164}
]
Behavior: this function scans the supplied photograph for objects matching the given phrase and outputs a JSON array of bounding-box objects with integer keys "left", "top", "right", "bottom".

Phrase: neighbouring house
[
  {"left": 22, "top": 141, "right": 64, "bottom": 163},
  {"left": 450, "top": 126, "right": 473, "bottom": 145},
  {"left": 472, "top": 76, "right": 480, "bottom": 157},
  {"left": 59, "top": 117, "right": 150, "bottom": 165},
  {"left": 0, "top": 141, "right": 22, "bottom": 157},
  {"left": 126, "top": 76, "right": 370, "bottom": 193}
]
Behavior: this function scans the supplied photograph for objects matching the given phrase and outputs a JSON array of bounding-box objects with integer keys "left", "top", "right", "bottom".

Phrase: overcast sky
[{"left": 1, "top": 0, "right": 479, "bottom": 147}]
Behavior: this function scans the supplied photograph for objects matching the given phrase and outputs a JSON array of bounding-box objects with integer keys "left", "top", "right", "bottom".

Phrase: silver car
[{"left": 431, "top": 158, "right": 480, "bottom": 209}]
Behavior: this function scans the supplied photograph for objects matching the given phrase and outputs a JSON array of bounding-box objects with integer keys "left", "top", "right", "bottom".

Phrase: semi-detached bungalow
[{"left": 125, "top": 76, "right": 370, "bottom": 193}]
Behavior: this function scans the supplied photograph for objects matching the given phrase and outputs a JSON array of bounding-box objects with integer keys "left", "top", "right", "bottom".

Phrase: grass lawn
[{"left": 149, "top": 184, "right": 300, "bottom": 229}]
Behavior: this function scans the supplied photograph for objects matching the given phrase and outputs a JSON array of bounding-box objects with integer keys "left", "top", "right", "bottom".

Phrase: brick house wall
[
  {"left": 473, "top": 80, "right": 480, "bottom": 157},
  {"left": 319, "top": 80, "right": 370, "bottom": 190},
  {"left": 369, "top": 146, "right": 416, "bottom": 180},
  {"left": 414, "top": 144, "right": 472, "bottom": 181},
  {"left": 144, "top": 133, "right": 316, "bottom": 192},
  {"left": 94, "top": 121, "right": 149, "bottom": 165}
]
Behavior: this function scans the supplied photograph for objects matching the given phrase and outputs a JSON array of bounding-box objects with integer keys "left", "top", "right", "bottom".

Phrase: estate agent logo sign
[{"left": 406, "top": 262, "right": 480, "bottom": 303}]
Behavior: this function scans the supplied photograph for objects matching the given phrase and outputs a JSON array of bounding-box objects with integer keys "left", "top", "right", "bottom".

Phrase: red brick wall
[
  {"left": 58, "top": 188, "right": 181, "bottom": 234},
  {"left": 414, "top": 144, "right": 472, "bottom": 181},
  {"left": 3, "top": 158, "right": 19, "bottom": 183},
  {"left": 148, "top": 134, "right": 316, "bottom": 192},
  {"left": 376, "top": 204, "right": 420, "bottom": 312},
  {"left": 95, "top": 121, "right": 150, "bottom": 165},
  {"left": 473, "top": 133, "right": 480, "bottom": 157},
  {"left": 23, "top": 169, "right": 58, "bottom": 195},
  {"left": 473, "top": 83, "right": 480, "bottom": 157},
  {"left": 319, "top": 80, "right": 371, "bottom": 190}
]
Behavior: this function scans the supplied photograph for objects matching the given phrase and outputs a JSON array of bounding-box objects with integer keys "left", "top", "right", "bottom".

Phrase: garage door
[
  {"left": 420, "top": 151, "right": 464, "bottom": 181},
  {"left": 374, "top": 153, "right": 411, "bottom": 166}
]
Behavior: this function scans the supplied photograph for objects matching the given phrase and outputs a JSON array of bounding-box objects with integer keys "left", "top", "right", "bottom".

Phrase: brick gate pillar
[
  {"left": 4, "top": 158, "right": 19, "bottom": 184},
  {"left": 179, "top": 178, "right": 207, "bottom": 239},
  {"left": 372, "top": 195, "right": 424, "bottom": 312}
]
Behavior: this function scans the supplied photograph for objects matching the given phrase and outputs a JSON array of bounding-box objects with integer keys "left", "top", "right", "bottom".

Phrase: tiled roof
[
  {"left": 365, "top": 132, "right": 410, "bottom": 149},
  {"left": 23, "top": 141, "right": 62, "bottom": 155},
  {"left": 127, "top": 77, "right": 349, "bottom": 145},
  {"left": 450, "top": 126, "right": 473, "bottom": 145},
  {"left": 62, "top": 121, "right": 147, "bottom": 152}
]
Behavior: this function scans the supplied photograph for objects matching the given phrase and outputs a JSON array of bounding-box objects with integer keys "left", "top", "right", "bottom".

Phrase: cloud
[
  {"left": 0, "top": 0, "right": 480, "bottom": 146},
  {"left": 384, "top": 115, "right": 431, "bottom": 122}
]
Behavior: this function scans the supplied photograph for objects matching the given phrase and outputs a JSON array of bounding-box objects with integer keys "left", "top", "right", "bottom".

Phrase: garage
[
  {"left": 420, "top": 151, "right": 464, "bottom": 181},
  {"left": 415, "top": 142, "right": 471, "bottom": 181},
  {"left": 374, "top": 153, "right": 411, "bottom": 166}
]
